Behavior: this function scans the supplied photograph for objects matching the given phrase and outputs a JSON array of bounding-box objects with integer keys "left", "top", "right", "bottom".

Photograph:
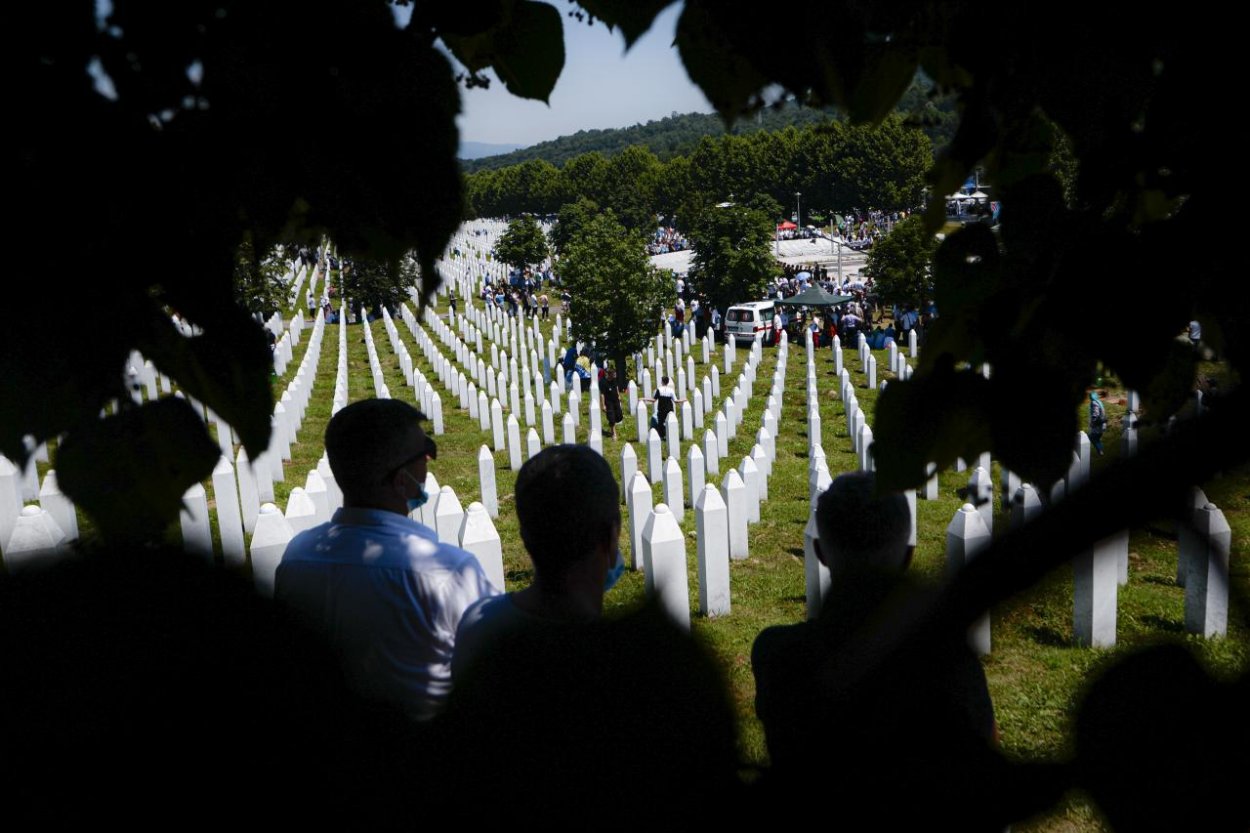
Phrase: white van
[{"left": 723, "top": 301, "right": 777, "bottom": 345}]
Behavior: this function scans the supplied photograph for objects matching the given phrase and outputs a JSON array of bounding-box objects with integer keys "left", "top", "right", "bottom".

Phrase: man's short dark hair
[
  {"left": 814, "top": 471, "right": 910, "bottom": 573},
  {"left": 324, "top": 399, "right": 427, "bottom": 498},
  {"left": 515, "top": 445, "right": 620, "bottom": 579}
]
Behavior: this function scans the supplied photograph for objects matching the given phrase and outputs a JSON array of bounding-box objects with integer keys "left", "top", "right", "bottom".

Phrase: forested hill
[
  {"left": 459, "top": 76, "right": 957, "bottom": 173},
  {"left": 459, "top": 105, "right": 836, "bottom": 173}
]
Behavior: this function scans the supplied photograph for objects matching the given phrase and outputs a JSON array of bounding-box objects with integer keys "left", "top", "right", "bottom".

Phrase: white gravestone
[
  {"left": 179, "top": 482, "right": 212, "bottom": 558},
  {"left": 721, "top": 468, "right": 749, "bottom": 560},
  {"left": 507, "top": 414, "right": 523, "bottom": 471},
  {"left": 459, "top": 502, "right": 505, "bottom": 592},
  {"left": 804, "top": 494, "right": 831, "bottom": 619},
  {"left": 748, "top": 441, "right": 769, "bottom": 495},
  {"left": 1012, "top": 483, "right": 1043, "bottom": 529},
  {"left": 38, "top": 470, "right": 78, "bottom": 542},
  {"left": 703, "top": 429, "right": 719, "bottom": 476},
  {"left": 1176, "top": 487, "right": 1211, "bottom": 587},
  {"left": 478, "top": 446, "right": 499, "bottom": 518},
  {"left": 627, "top": 471, "right": 653, "bottom": 572},
  {"left": 1183, "top": 503, "right": 1230, "bottom": 638},
  {"left": 212, "top": 456, "right": 246, "bottom": 566},
  {"left": 695, "top": 484, "right": 731, "bottom": 617},
  {"left": 739, "top": 456, "right": 761, "bottom": 524},
  {"left": 647, "top": 428, "right": 664, "bottom": 485},
  {"left": 283, "top": 487, "right": 319, "bottom": 536},
  {"left": 642, "top": 504, "right": 691, "bottom": 630},
  {"left": 664, "top": 457, "right": 684, "bottom": 521},
  {"left": 620, "top": 444, "right": 637, "bottom": 504},
  {"left": 1074, "top": 534, "right": 1119, "bottom": 649},
  {"left": 946, "top": 504, "right": 993, "bottom": 655},
  {"left": 3, "top": 505, "right": 66, "bottom": 572},
  {"left": 249, "top": 504, "right": 294, "bottom": 598},
  {"left": 491, "top": 399, "right": 506, "bottom": 451},
  {"left": 666, "top": 411, "right": 680, "bottom": 461}
]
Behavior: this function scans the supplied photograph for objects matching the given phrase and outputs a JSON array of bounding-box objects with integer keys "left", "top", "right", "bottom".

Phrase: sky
[{"left": 450, "top": 3, "right": 713, "bottom": 147}]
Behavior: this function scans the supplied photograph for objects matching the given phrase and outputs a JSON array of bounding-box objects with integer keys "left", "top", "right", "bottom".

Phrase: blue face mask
[
  {"left": 604, "top": 547, "right": 625, "bottom": 592},
  {"left": 403, "top": 471, "right": 428, "bottom": 513}
]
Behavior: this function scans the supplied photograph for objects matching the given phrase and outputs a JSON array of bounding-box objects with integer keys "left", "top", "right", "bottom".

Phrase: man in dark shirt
[{"left": 751, "top": 472, "right": 1003, "bottom": 827}]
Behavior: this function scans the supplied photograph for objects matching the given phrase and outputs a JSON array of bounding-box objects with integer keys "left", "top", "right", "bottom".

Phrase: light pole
[{"left": 794, "top": 192, "right": 802, "bottom": 232}]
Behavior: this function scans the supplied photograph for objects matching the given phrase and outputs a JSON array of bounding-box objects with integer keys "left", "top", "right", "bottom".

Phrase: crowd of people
[{"left": 645, "top": 225, "right": 688, "bottom": 255}]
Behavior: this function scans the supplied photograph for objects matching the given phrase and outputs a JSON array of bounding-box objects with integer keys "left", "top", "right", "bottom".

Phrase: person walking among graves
[
  {"left": 646, "top": 376, "right": 679, "bottom": 439},
  {"left": 751, "top": 471, "right": 1008, "bottom": 827},
  {"left": 275, "top": 398, "right": 499, "bottom": 721},
  {"left": 1088, "top": 391, "right": 1107, "bottom": 455},
  {"left": 600, "top": 367, "right": 624, "bottom": 440}
]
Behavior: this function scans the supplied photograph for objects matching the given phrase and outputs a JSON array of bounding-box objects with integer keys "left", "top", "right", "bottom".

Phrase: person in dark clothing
[
  {"left": 751, "top": 472, "right": 1018, "bottom": 830},
  {"left": 600, "top": 367, "right": 624, "bottom": 439}
]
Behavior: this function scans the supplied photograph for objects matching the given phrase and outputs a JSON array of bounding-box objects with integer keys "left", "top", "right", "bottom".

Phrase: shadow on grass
[
  {"left": 1139, "top": 614, "right": 1184, "bottom": 633},
  {"left": 505, "top": 567, "right": 534, "bottom": 583},
  {"left": 1139, "top": 575, "right": 1178, "bottom": 587},
  {"left": 786, "top": 547, "right": 804, "bottom": 560},
  {"left": 1024, "top": 624, "right": 1070, "bottom": 647}
]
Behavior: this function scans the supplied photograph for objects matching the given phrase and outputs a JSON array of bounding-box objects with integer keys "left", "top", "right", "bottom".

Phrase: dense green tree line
[
  {"left": 464, "top": 115, "right": 932, "bottom": 229},
  {"left": 460, "top": 74, "right": 957, "bottom": 174},
  {"left": 459, "top": 103, "right": 836, "bottom": 173}
]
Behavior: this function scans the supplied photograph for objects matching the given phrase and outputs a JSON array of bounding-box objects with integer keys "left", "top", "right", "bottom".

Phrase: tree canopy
[
  {"left": 864, "top": 217, "right": 939, "bottom": 307},
  {"left": 465, "top": 116, "right": 931, "bottom": 225},
  {"left": 687, "top": 201, "right": 778, "bottom": 314},
  {"left": 549, "top": 197, "right": 601, "bottom": 258},
  {"left": 493, "top": 215, "right": 550, "bottom": 271},
  {"left": 558, "top": 210, "right": 673, "bottom": 376}
]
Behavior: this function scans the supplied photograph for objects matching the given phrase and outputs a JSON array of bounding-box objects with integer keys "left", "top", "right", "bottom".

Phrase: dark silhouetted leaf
[
  {"left": 445, "top": 0, "right": 564, "bottom": 102},
  {"left": 873, "top": 362, "right": 993, "bottom": 492},
  {"left": 675, "top": 2, "right": 769, "bottom": 123},
  {"left": 135, "top": 304, "right": 274, "bottom": 460},
  {"left": 842, "top": 48, "right": 919, "bottom": 126},
  {"left": 57, "top": 398, "right": 220, "bottom": 542},
  {"left": 574, "top": 0, "right": 674, "bottom": 47},
  {"left": 419, "top": 0, "right": 509, "bottom": 37}
]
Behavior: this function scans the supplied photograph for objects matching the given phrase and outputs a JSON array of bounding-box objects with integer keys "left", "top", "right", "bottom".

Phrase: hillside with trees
[
  {"left": 460, "top": 74, "right": 957, "bottom": 174},
  {"left": 463, "top": 115, "right": 933, "bottom": 226}
]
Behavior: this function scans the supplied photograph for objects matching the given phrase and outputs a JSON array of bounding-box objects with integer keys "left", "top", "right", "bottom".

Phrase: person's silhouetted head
[
  {"left": 515, "top": 445, "right": 620, "bottom": 583},
  {"left": 814, "top": 471, "right": 911, "bottom": 574}
]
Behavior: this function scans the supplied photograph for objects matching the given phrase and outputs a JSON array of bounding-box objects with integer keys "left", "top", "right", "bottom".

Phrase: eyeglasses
[{"left": 385, "top": 438, "right": 437, "bottom": 481}]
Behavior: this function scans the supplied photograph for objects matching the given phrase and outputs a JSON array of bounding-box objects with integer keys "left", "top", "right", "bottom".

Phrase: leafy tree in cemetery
[
  {"left": 233, "top": 239, "right": 292, "bottom": 318},
  {"left": 548, "top": 197, "right": 601, "bottom": 258},
  {"left": 687, "top": 199, "right": 777, "bottom": 315},
  {"left": 341, "top": 255, "right": 419, "bottom": 319},
  {"left": 864, "top": 216, "right": 940, "bottom": 306},
  {"left": 559, "top": 210, "right": 673, "bottom": 379},
  {"left": 493, "top": 215, "right": 550, "bottom": 271}
]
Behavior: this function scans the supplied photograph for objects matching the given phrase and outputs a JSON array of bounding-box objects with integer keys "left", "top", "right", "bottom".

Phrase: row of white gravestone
[
  {"left": 245, "top": 481, "right": 505, "bottom": 597},
  {"left": 391, "top": 280, "right": 731, "bottom": 472},
  {"left": 619, "top": 332, "right": 790, "bottom": 628},
  {"left": 182, "top": 306, "right": 333, "bottom": 563}
]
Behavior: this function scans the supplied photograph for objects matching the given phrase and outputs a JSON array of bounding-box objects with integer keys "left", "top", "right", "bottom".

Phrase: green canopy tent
[{"left": 781, "top": 285, "right": 854, "bottom": 307}]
